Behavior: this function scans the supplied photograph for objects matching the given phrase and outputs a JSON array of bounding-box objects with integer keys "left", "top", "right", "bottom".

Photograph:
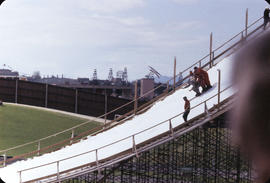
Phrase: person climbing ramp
[{"left": 183, "top": 96, "right": 190, "bottom": 122}]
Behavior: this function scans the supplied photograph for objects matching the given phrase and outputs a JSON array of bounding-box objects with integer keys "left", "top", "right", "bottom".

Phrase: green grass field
[{"left": 0, "top": 104, "right": 102, "bottom": 156}]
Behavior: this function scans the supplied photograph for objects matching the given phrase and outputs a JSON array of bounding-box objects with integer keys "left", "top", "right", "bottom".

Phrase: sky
[{"left": 0, "top": 0, "right": 267, "bottom": 80}]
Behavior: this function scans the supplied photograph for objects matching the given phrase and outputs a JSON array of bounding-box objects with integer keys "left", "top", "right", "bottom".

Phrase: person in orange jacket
[
  {"left": 183, "top": 96, "right": 190, "bottom": 122},
  {"left": 193, "top": 67, "right": 207, "bottom": 91},
  {"left": 194, "top": 67, "right": 212, "bottom": 92}
]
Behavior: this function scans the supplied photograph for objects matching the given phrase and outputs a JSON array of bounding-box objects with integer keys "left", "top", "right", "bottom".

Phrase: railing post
[
  {"left": 173, "top": 57, "right": 176, "bottom": 91},
  {"left": 199, "top": 60, "right": 201, "bottom": 68},
  {"left": 217, "top": 69, "right": 221, "bottom": 104},
  {"left": 134, "top": 80, "right": 138, "bottom": 114},
  {"left": 96, "top": 149, "right": 101, "bottom": 175},
  {"left": 19, "top": 171, "right": 22, "bottom": 183},
  {"left": 75, "top": 89, "right": 78, "bottom": 113},
  {"left": 209, "top": 32, "right": 213, "bottom": 68},
  {"left": 70, "top": 129, "right": 75, "bottom": 144},
  {"left": 104, "top": 91, "right": 108, "bottom": 125},
  {"left": 3, "top": 152, "right": 6, "bottom": 167},
  {"left": 204, "top": 102, "right": 209, "bottom": 114},
  {"left": 132, "top": 135, "right": 139, "bottom": 158},
  {"left": 245, "top": 8, "right": 248, "bottom": 37},
  {"left": 166, "top": 81, "right": 169, "bottom": 93},
  {"left": 37, "top": 141, "right": 41, "bottom": 156},
  {"left": 57, "top": 161, "right": 60, "bottom": 182},
  {"left": 45, "top": 84, "right": 48, "bottom": 108},
  {"left": 169, "top": 119, "right": 174, "bottom": 137},
  {"left": 15, "top": 79, "right": 18, "bottom": 103}
]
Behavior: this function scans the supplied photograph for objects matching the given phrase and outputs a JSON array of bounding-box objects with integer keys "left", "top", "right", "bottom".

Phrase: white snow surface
[{"left": 0, "top": 57, "right": 235, "bottom": 183}]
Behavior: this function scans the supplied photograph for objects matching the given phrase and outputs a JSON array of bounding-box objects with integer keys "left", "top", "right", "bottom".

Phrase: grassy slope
[{"left": 0, "top": 104, "right": 101, "bottom": 156}]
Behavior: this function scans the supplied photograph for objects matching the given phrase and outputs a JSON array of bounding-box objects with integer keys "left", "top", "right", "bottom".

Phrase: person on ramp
[
  {"left": 264, "top": 8, "right": 270, "bottom": 30},
  {"left": 183, "top": 96, "right": 190, "bottom": 122},
  {"left": 194, "top": 67, "right": 212, "bottom": 92},
  {"left": 188, "top": 71, "right": 201, "bottom": 97}
]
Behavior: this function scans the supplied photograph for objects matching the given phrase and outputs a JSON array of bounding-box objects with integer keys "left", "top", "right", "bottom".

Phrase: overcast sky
[{"left": 0, "top": 0, "right": 268, "bottom": 80}]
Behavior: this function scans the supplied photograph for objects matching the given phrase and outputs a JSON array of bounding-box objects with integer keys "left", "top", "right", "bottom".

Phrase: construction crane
[
  {"left": 3, "top": 64, "right": 12, "bottom": 70},
  {"left": 116, "top": 67, "right": 128, "bottom": 83},
  {"left": 2, "top": 64, "right": 30, "bottom": 77},
  {"left": 146, "top": 66, "right": 161, "bottom": 79},
  {"left": 108, "top": 68, "right": 113, "bottom": 81},
  {"left": 92, "top": 69, "right": 98, "bottom": 80}
]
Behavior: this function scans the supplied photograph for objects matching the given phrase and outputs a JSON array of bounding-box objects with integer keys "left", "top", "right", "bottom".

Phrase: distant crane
[
  {"left": 2, "top": 64, "right": 30, "bottom": 77},
  {"left": 123, "top": 67, "right": 128, "bottom": 82},
  {"left": 3, "top": 64, "right": 12, "bottom": 70},
  {"left": 108, "top": 68, "right": 113, "bottom": 81},
  {"left": 92, "top": 69, "right": 98, "bottom": 80},
  {"left": 116, "top": 67, "right": 128, "bottom": 83},
  {"left": 146, "top": 66, "right": 161, "bottom": 79}
]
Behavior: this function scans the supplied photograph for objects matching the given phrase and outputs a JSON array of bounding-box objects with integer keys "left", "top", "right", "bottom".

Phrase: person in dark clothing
[
  {"left": 264, "top": 8, "right": 270, "bottom": 30},
  {"left": 183, "top": 97, "right": 190, "bottom": 122},
  {"left": 0, "top": 0, "right": 5, "bottom": 6}
]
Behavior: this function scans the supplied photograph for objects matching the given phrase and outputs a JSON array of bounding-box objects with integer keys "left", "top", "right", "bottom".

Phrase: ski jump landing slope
[{"left": 0, "top": 57, "right": 235, "bottom": 183}]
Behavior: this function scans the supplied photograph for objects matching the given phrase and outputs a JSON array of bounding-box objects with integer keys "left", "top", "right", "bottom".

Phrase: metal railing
[
  {"left": 0, "top": 14, "right": 266, "bottom": 167},
  {"left": 18, "top": 76, "right": 233, "bottom": 183}
]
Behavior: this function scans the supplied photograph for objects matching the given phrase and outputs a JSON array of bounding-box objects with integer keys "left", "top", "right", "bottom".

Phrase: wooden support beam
[
  {"left": 245, "top": 8, "right": 248, "bottom": 37},
  {"left": 132, "top": 135, "right": 139, "bottom": 158},
  {"left": 134, "top": 81, "right": 138, "bottom": 114},
  {"left": 104, "top": 90, "right": 108, "bottom": 125},
  {"left": 169, "top": 119, "right": 174, "bottom": 137},
  {"left": 3, "top": 152, "right": 6, "bottom": 167},
  {"left": 204, "top": 102, "right": 209, "bottom": 114},
  {"left": 57, "top": 161, "right": 60, "bottom": 182},
  {"left": 70, "top": 129, "right": 75, "bottom": 144},
  {"left": 45, "top": 84, "right": 48, "bottom": 108},
  {"left": 209, "top": 33, "right": 213, "bottom": 68},
  {"left": 15, "top": 79, "right": 18, "bottom": 103},
  {"left": 75, "top": 89, "right": 78, "bottom": 113},
  {"left": 217, "top": 69, "right": 221, "bottom": 104},
  {"left": 96, "top": 149, "right": 101, "bottom": 175},
  {"left": 173, "top": 57, "right": 176, "bottom": 91},
  {"left": 37, "top": 141, "right": 41, "bottom": 156}
]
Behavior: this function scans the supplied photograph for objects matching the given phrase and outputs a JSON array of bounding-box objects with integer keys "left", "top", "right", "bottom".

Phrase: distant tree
[{"left": 32, "top": 71, "right": 41, "bottom": 80}]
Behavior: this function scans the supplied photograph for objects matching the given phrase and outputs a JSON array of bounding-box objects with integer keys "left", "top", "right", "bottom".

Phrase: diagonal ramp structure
[{"left": 0, "top": 13, "right": 268, "bottom": 183}]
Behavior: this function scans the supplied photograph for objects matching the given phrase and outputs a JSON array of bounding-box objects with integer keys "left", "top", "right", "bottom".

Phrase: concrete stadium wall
[{"left": 0, "top": 78, "right": 144, "bottom": 120}]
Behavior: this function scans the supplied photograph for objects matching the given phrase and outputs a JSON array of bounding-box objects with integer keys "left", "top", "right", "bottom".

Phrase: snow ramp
[{"left": 0, "top": 16, "right": 267, "bottom": 183}]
